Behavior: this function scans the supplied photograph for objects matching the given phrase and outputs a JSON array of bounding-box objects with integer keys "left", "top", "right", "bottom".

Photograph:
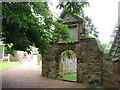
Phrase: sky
[
  {"left": 84, "top": 0, "right": 119, "bottom": 44},
  {"left": 49, "top": 0, "right": 119, "bottom": 44}
]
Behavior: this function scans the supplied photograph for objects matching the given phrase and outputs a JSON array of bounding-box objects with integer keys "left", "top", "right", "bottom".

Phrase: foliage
[
  {"left": 2, "top": 2, "right": 89, "bottom": 55},
  {"left": 0, "top": 62, "right": 23, "bottom": 71},
  {"left": 63, "top": 50, "right": 75, "bottom": 58},
  {"left": 96, "top": 38, "right": 104, "bottom": 52},
  {"left": 82, "top": 15, "right": 99, "bottom": 37},
  {"left": 4, "top": 43, "right": 17, "bottom": 56},
  {"left": 2, "top": 2, "right": 72, "bottom": 55},
  {"left": 101, "top": 43, "right": 107, "bottom": 51},
  {"left": 57, "top": 2, "right": 89, "bottom": 15},
  {"left": 57, "top": 2, "right": 99, "bottom": 38}
]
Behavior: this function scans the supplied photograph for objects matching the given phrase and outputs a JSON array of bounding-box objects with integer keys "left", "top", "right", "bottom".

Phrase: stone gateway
[{"left": 42, "top": 12, "right": 103, "bottom": 85}]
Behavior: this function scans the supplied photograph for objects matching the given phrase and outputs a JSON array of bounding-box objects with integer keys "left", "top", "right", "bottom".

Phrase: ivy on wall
[{"left": 63, "top": 50, "right": 76, "bottom": 59}]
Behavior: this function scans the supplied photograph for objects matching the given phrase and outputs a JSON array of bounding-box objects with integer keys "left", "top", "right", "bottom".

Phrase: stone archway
[
  {"left": 60, "top": 50, "right": 77, "bottom": 75},
  {"left": 42, "top": 38, "right": 103, "bottom": 85}
]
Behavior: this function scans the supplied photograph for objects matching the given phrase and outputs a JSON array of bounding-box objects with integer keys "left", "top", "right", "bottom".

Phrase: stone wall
[
  {"left": 103, "top": 60, "right": 120, "bottom": 88},
  {"left": 42, "top": 38, "right": 103, "bottom": 85},
  {"left": 10, "top": 52, "right": 18, "bottom": 61},
  {"left": 101, "top": 53, "right": 117, "bottom": 88},
  {"left": 75, "top": 38, "right": 103, "bottom": 85},
  {"left": 42, "top": 44, "right": 61, "bottom": 78},
  {"left": 10, "top": 47, "right": 40, "bottom": 64},
  {"left": 12, "top": 51, "right": 33, "bottom": 62}
]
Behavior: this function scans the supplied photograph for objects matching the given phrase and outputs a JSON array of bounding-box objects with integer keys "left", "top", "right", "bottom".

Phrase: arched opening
[{"left": 59, "top": 50, "right": 77, "bottom": 81}]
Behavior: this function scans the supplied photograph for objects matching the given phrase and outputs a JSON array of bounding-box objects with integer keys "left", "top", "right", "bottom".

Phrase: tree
[
  {"left": 2, "top": 2, "right": 89, "bottom": 55},
  {"left": 57, "top": 2, "right": 99, "bottom": 37},
  {"left": 57, "top": 2, "right": 89, "bottom": 15},
  {"left": 101, "top": 43, "right": 107, "bottom": 51},
  {"left": 83, "top": 15, "right": 99, "bottom": 37}
]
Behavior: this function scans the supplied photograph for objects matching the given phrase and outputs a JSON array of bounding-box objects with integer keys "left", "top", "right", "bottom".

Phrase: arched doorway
[{"left": 59, "top": 50, "right": 77, "bottom": 81}]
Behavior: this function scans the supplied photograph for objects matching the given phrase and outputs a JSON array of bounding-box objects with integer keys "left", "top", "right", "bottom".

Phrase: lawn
[
  {"left": 60, "top": 74, "right": 77, "bottom": 81},
  {"left": 0, "top": 62, "right": 23, "bottom": 71}
]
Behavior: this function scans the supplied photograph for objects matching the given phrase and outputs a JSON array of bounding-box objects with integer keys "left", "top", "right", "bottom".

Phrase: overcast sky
[
  {"left": 84, "top": 0, "right": 119, "bottom": 44},
  {"left": 49, "top": 0, "right": 119, "bottom": 44}
]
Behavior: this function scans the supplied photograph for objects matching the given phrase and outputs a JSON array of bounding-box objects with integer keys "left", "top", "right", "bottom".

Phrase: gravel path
[{"left": 2, "top": 62, "right": 87, "bottom": 88}]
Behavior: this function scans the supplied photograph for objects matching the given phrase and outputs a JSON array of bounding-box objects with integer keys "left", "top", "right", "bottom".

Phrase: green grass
[
  {"left": 60, "top": 74, "right": 77, "bottom": 81},
  {"left": 0, "top": 62, "right": 23, "bottom": 71},
  {"left": 87, "top": 35, "right": 96, "bottom": 38}
]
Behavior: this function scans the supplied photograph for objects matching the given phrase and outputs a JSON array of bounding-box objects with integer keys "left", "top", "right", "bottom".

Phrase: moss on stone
[{"left": 86, "top": 35, "right": 103, "bottom": 52}]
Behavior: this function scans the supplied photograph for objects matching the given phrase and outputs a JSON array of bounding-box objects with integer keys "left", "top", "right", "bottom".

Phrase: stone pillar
[
  {"left": 0, "top": 44, "right": 3, "bottom": 61},
  {"left": 7, "top": 54, "right": 10, "bottom": 62},
  {"left": 32, "top": 47, "right": 39, "bottom": 65},
  {"left": 42, "top": 59, "right": 61, "bottom": 79},
  {"left": 42, "top": 44, "right": 61, "bottom": 79},
  {"left": 37, "top": 54, "right": 42, "bottom": 65}
]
